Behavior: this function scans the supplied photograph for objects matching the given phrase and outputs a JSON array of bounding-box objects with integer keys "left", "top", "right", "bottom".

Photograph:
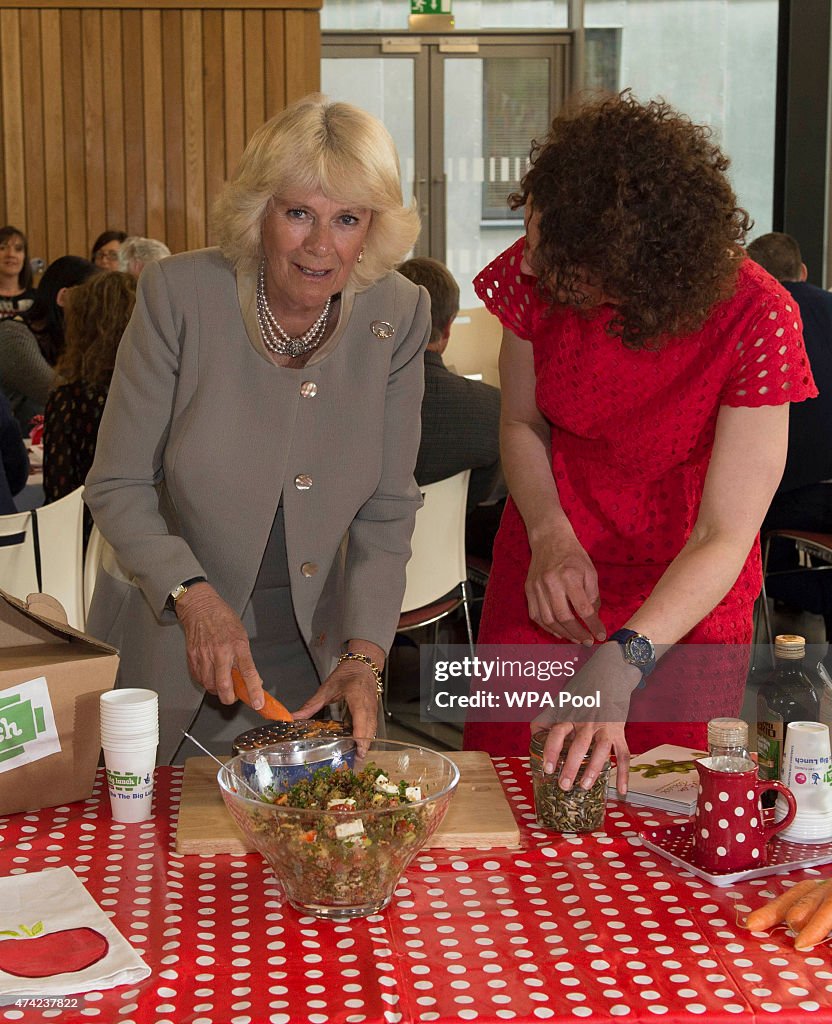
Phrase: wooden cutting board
[{"left": 175, "top": 751, "right": 520, "bottom": 854}]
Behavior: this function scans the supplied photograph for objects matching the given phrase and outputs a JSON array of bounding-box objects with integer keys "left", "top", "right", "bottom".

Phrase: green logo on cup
[
  {"left": 0, "top": 694, "right": 47, "bottom": 762},
  {"left": 106, "top": 769, "right": 151, "bottom": 792}
]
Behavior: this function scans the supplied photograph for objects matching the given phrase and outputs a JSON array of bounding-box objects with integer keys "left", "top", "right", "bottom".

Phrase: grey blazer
[{"left": 85, "top": 248, "right": 430, "bottom": 762}]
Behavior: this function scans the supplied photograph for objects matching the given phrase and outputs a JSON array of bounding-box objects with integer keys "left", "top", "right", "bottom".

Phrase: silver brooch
[{"left": 371, "top": 321, "right": 395, "bottom": 339}]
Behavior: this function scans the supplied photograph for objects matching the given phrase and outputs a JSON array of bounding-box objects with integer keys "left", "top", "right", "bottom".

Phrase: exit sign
[{"left": 410, "top": 0, "right": 452, "bottom": 13}]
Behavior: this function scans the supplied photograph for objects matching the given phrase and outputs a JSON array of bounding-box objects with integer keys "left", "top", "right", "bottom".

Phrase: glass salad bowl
[{"left": 218, "top": 739, "right": 460, "bottom": 919}]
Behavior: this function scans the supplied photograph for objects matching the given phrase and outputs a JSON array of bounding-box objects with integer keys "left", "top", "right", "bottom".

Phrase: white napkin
[
  {"left": 26, "top": 443, "right": 43, "bottom": 469},
  {"left": 0, "top": 867, "right": 150, "bottom": 998}
]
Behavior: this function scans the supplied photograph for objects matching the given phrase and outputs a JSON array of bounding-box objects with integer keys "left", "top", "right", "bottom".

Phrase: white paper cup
[
  {"left": 101, "top": 688, "right": 158, "bottom": 710},
  {"left": 100, "top": 689, "right": 159, "bottom": 752},
  {"left": 103, "top": 745, "right": 157, "bottom": 823},
  {"left": 775, "top": 721, "right": 832, "bottom": 843}
]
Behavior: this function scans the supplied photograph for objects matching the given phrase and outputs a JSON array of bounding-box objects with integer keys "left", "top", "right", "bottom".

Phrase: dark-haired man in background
[{"left": 397, "top": 257, "right": 503, "bottom": 560}]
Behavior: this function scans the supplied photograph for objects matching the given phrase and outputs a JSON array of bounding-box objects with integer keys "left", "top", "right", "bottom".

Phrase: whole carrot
[
  {"left": 232, "top": 666, "right": 293, "bottom": 722},
  {"left": 745, "top": 879, "right": 820, "bottom": 931},
  {"left": 786, "top": 880, "right": 831, "bottom": 933},
  {"left": 795, "top": 885, "right": 832, "bottom": 949}
]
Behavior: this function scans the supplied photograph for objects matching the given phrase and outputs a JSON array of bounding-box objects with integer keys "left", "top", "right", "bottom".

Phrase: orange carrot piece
[
  {"left": 745, "top": 879, "right": 820, "bottom": 931},
  {"left": 231, "top": 666, "right": 292, "bottom": 722},
  {"left": 795, "top": 885, "right": 832, "bottom": 949},
  {"left": 786, "top": 881, "right": 831, "bottom": 933}
]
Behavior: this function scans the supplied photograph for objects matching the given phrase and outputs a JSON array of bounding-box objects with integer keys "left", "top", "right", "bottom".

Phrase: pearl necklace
[{"left": 256, "top": 262, "right": 332, "bottom": 358}]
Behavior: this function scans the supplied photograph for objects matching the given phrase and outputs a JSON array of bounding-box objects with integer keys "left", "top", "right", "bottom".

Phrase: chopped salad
[{"left": 234, "top": 763, "right": 433, "bottom": 906}]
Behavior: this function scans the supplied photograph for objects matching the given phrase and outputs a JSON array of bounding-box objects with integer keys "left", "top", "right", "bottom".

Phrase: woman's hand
[
  {"left": 530, "top": 642, "right": 640, "bottom": 794},
  {"left": 526, "top": 526, "right": 606, "bottom": 644},
  {"left": 294, "top": 653, "right": 381, "bottom": 758},
  {"left": 174, "top": 583, "right": 265, "bottom": 710}
]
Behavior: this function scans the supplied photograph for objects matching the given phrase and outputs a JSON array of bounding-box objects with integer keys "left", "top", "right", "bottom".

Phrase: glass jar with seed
[{"left": 529, "top": 731, "right": 610, "bottom": 833}]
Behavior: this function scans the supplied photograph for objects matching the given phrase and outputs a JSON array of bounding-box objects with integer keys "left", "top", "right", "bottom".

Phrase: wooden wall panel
[
  {"left": 102, "top": 9, "right": 127, "bottom": 233},
  {"left": 1, "top": 10, "right": 25, "bottom": 226},
  {"left": 40, "top": 10, "right": 66, "bottom": 257},
  {"left": 182, "top": 9, "right": 206, "bottom": 251},
  {"left": 243, "top": 11, "right": 266, "bottom": 143},
  {"left": 20, "top": 9, "right": 47, "bottom": 261},
  {"left": 61, "top": 10, "right": 87, "bottom": 257},
  {"left": 162, "top": 9, "right": 186, "bottom": 256},
  {"left": 0, "top": 1, "right": 321, "bottom": 266},
  {"left": 82, "top": 9, "right": 106, "bottom": 245}
]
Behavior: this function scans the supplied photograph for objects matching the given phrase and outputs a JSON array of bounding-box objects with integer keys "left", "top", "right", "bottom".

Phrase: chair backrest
[
  {"left": 444, "top": 306, "right": 503, "bottom": 387},
  {"left": 84, "top": 524, "right": 107, "bottom": 619},
  {"left": 402, "top": 470, "right": 470, "bottom": 613},
  {"left": 0, "top": 509, "right": 39, "bottom": 609},
  {"left": 28, "top": 486, "right": 86, "bottom": 630}
]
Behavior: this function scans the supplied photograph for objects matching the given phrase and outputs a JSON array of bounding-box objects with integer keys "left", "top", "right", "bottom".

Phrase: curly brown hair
[
  {"left": 510, "top": 90, "right": 752, "bottom": 349},
  {"left": 55, "top": 271, "right": 136, "bottom": 388}
]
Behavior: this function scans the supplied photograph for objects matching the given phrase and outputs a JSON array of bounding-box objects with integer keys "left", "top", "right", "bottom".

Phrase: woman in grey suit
[{"left": 85, "top": 95, "right": 430, "bottom": 762}]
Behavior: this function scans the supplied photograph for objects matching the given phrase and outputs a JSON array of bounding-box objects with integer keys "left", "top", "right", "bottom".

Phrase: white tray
[{"left": 639, "top": 819, "right": 832, "bottom": 887}]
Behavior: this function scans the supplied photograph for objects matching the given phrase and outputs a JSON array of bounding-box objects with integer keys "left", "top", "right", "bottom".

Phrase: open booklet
[{"left": 607, "top": 744, "right": 706, "bottom": 815}]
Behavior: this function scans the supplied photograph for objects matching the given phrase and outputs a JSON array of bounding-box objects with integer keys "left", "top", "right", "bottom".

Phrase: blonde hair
[{"left": 212, "top": 94, "right": 421, "bottom": 291}]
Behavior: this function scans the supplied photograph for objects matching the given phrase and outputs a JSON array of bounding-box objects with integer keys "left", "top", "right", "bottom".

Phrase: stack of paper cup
[
  {"left": 775, "top": 721, "right": 832, "bottom": 843},
  {"left": 100, "top": 689, "right": 159, "bottom": 824}
]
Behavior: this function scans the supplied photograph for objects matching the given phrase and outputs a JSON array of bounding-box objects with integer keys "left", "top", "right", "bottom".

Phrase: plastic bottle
[
  {"left": 756, "top": 635, "right": 820, "bottom": 796},
  {"left": 707, "top": 717, "right": 751, "bottom": 772}
]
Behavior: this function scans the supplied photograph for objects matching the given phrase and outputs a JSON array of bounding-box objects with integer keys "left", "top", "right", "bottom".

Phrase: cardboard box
[{"left": 0, "top": 588, "right": 118, "bottom": 815}]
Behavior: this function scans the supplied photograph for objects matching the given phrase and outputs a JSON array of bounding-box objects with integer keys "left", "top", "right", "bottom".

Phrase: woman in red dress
[{"left": 463, "top": 93, "right": 817, "bottom": 794}]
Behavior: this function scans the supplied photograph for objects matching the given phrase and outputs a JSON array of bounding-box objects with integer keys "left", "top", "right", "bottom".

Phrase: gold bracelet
[{"left": 337, "top": 652, "right": 384, "bottom": 697}]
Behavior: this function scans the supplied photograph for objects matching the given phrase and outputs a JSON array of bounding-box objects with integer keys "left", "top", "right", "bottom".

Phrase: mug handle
[{"left": 759, "top": 780, "right": 797, "bottom": 840}]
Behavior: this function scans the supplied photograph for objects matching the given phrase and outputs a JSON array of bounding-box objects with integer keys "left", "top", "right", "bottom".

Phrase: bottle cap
[
  {"left": 708, "top": 717, "right": 749, "bottom": 749},
  {"left": 774, "top": 634, "right": 807, "bottom": 660}
]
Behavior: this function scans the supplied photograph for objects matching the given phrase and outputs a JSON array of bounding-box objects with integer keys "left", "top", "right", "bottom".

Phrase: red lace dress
[{"left": 464, "top": 240, "right": 817, "bottom": 756}]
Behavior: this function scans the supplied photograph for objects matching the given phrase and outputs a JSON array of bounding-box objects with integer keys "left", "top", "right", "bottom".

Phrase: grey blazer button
[
  {"left": 294, "top": 473, "right": 313, "bottom": 490},
  {"left": 301, "top": 562, "right": 319, "bottom": 577},
  {"left": 300, "top": 381, "right": 318, "bottom": 398}
]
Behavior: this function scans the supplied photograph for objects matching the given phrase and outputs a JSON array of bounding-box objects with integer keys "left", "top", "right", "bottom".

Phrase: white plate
[{"left": 639, "top": 818, "right": 832, "bottom": 886}]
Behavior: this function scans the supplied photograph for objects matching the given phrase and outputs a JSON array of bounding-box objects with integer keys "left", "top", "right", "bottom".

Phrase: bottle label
[{"left": 756, "top": 718, "right": 784, "bottom": 781}]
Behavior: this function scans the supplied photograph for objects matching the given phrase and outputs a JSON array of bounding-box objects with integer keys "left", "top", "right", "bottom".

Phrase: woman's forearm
[
  {"left": 625, "top": 528, "right": 756, "bottom": 645},
  {"left": 501, "top": 417, "right": 572, "bottom": 543}
]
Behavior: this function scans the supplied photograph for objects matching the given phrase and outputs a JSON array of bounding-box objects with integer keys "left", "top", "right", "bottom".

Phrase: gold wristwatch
[{"left": 167, "top": 576, "right": 207, "bottom": 610}]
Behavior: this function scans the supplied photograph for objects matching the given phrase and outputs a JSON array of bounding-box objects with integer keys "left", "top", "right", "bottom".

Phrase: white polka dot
[
  {"left": 734, "top": 806, "right": 744, "bottom": 817},
  {"left": 704, "top": 802, "right": 712, "bottom": 812},
  {"left": 736, "top": 833, "right": 746, "bottom": 843},
  {"left": 718, "top": 819, "right": 729, "bottom": 829},
  {"left": 718, "top": 792, "right": 729, "bottom": 802},
  {"left": 716, "top": 846, "right": 727, "bottom": 856},
  {"left": 700, "top": 829, "right": 709, "bottom": 839},
  {"left": 685, "top": 1006, "right": 707, "bottom": 1015},
  {"left": 751, "top": 848, "right": 760, "bottom": 858}
]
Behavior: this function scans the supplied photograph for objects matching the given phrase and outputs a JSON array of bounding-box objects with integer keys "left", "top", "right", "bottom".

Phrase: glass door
[{"left": 323, "top": 32, "right": 569, "bottom": 307}]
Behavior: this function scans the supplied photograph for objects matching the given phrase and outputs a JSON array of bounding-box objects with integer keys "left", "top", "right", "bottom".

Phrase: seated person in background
[
  {"left": 0, "top": 226, "right": 35, "bottom": 320},
  {"left": 91, "top": 230, "right": 127, "bottom": 272},
  {"left": 747, "top": 231, "right": 832, "bottom": 648},
  {"left": 121, "top": 236, "right": 172, "bottom": 278},
  {"left": 0, "top": 256, "right": 97, "bottom": 431},
  {"left": 0, "top": 390, "right": 28, "bottom": 515},
  {"left": 397, "top": 257, "right": 503, "bottom": 558},
  {"left": 43, "top": 271, "right": 136, "bottom": 532}
]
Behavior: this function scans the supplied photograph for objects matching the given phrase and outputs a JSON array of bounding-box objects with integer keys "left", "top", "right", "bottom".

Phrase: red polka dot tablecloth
[{"left": 0, "top": 760, "right": 831, "bottom": 1023}]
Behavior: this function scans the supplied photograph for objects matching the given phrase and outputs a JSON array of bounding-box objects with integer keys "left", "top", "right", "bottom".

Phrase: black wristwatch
[
  {"left": 609, "top": 628, "right": 656, "bottom": 680},
  {"left": 166, "top": 576, "right": 208, "bottom": 611}
]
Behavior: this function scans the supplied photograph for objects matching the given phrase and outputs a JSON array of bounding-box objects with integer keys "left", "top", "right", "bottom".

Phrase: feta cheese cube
[
  {"left": 379, "top": 783, "right": 399, "bottom": 796},
  {"left": 405, "top": 786, "right": 423, "bottom": 803},
  {"left": 334, "top": 818, "right": 365, "bottom": 840}
]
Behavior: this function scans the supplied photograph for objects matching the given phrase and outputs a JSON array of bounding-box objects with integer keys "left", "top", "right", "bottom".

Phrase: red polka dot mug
[{"left": 691, "top": 756, "right": 797, "bottom": 873}]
